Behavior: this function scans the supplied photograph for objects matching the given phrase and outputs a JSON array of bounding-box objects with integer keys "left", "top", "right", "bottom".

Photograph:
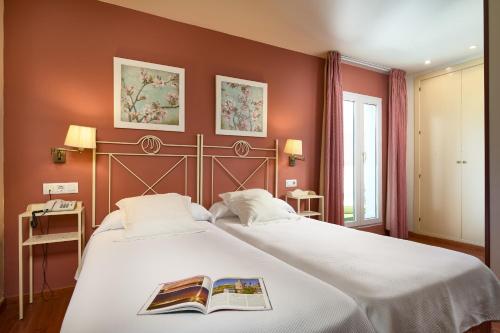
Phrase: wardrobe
[{"left": 415, "top": 61, "right": 484, "bottom": 246}]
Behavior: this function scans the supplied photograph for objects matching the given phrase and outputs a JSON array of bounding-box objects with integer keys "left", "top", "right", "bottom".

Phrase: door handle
[
  {"left": 462, "top": 160, "right": 467, "bottom": 164},
  {"left": 456, "top": 161, "right": 462, "bottom": 164}
]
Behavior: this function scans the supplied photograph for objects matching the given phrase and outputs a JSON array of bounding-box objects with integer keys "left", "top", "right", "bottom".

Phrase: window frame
[{"left": 343, "top": 91, "right": 383, "bottom": 227}]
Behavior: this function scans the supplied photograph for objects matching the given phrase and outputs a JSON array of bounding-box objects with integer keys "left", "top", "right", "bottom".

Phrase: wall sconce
[
  {"left": 284, "top": 139, "right": 304, "bottom": 167},
  {"left": 51, "top": 125, "right": 96, "bottom": 163}
]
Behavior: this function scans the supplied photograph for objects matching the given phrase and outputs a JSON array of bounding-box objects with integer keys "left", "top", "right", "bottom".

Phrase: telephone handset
[
  {"left": 30, "top": 200, "right": 77, "bottom": 228},
  {"left": 43, "top": 199, "right": 76, "bottom": 212}
]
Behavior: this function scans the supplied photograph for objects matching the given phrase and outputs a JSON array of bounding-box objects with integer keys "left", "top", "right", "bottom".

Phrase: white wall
[
  {"left": 406, "top": 74, "right": 415, "bottom": 231},
  {"left": 489, "top": 0, "right": 500, "bottom": 276}
]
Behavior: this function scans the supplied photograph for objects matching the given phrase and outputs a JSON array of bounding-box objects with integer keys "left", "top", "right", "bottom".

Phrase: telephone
[
  {"left": 30, "top": 200, "right": 77, "bottom": 228},
  {"left": 43, "top": 199, "right": 76, "bottom": 212}
]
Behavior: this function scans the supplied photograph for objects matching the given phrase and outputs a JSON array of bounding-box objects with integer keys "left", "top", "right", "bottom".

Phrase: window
[{"left": 343, "top": 92, "right": 382, "bottom": 226}]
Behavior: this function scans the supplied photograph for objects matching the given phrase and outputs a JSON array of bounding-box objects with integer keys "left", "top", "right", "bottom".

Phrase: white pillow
[
  {"left": 116, "top": 193, "right": 205, "bottom": 239},
  {"left": 228, "top": 196, "right": 297, "bottom": 226},
  {"left": 209, "top": 201, "right": 237, "bottom": 221},
  {"left": 123, "top": 217, "right": 205, "bottom": 239},
  {"left": 219, "top": 189, "right": 272, "bottom": 205},
  {"left": 94, "top": 210, "right": 125, "bottom": 234},
  {"left": 273, "top": 198, "right": 296, "bottom": 214},
  {"left": 94, "top": 202, "right": 211, "bottom": 235},
  {"left": 116, "top": 193, "right": 191, "bottom": 225},
  {"left": 190, "top": 203, "right": 213, "bottom": 222}
]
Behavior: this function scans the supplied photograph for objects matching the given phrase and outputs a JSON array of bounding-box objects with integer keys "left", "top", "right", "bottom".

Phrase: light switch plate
[
  {"left": 43, "top": 182, "right": 79, "bottom": 195},
  {"left": 285, "top": 179, "right": 297, "bottom": 188}
]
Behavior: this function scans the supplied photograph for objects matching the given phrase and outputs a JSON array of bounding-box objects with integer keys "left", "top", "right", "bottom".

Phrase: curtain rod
[{"left": 341, "top": 55, "right": 391, "bottom": 73}]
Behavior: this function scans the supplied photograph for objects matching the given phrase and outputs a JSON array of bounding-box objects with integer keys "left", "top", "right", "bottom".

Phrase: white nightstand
[
  {"left": 18, "top": 202, "right": 85, "bottom": 319},
  {"left": 286, "top": 191, "right": 324, "bottom": 221}
]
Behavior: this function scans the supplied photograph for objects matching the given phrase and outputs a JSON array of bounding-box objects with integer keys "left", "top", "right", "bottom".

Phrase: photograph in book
[
  {"left": 139, "top": 275, "right": 271, "bottom": 315},
  {"left": 147, "top": 276, "right": 209, "bottom": 310},
  {"left": 212, "top": 278, "right": 262, "bottom": 295},
  {"left": 210, "top": 278, "right": 267, "bottom": 309}
]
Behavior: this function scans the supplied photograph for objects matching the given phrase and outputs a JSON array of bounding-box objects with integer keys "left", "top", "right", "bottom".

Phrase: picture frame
[
  {"left": 114, "top": 57, "right": 185, "bottom": 132},
  {"left": 215, "top": 75, "right": 267, "bottom": 137}
]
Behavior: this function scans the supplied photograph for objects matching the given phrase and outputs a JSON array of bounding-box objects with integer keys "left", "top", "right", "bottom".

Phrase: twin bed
[
  {"left": 61, "top": 134, "right": 499, "bottom": 333},
  {"left": 215, "top": 215, "right": 500, "bottom": 332},
  {"left": 62, "top": 221, "right": 374, "bottom": 333}
]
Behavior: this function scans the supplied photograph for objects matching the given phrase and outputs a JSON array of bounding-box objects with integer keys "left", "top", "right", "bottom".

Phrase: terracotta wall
[{"left": 3, "top": 0, "right": 388, "bottom": 297}]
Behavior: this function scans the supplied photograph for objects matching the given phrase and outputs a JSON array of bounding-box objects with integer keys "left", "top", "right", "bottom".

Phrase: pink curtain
[
  {"left": 321, "top": 51, "right": 344, "bottom": 226},
  {"left": 386, "top": 69, "right": 408, "bottom": 238}
]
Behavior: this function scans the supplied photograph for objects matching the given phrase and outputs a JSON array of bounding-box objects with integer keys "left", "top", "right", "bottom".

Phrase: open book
[{"left": 139, "top": 275, "right": 272, "bottom": 315}]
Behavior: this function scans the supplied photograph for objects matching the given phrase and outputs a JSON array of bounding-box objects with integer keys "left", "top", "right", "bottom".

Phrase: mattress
[
  {"left": 62, "top": 222, "right": 374, "bottom": 333},
  {"left": 215, "top": 216, "right": 500, "bottom": 333}
]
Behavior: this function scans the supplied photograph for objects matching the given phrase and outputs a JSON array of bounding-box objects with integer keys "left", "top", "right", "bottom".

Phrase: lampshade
[
  {"left": 284, "top": 139, "right": 302, "bottom": 155},
  {"left": 64, "top": 125, "right": 96, "bottom": 149}
]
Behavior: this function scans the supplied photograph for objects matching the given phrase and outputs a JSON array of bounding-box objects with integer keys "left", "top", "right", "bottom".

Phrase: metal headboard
[
  {"left": 199, "top": 134, "right": 279, "bottom": 205},
  {"left": 91, "top": 134, "right": 201, "bottom": 228}
]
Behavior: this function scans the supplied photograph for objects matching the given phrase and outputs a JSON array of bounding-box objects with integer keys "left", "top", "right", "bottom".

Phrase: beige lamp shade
[
  {"left": 64, "top": 125, "right": 96, "bottom": 149},
  {"left": 284, "top": 139, "right": 303, "bottom": 155}
]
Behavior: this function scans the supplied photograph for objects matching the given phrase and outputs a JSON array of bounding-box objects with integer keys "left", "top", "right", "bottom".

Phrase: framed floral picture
[
  {"left": 114, "top": 57, "right": 185, "bottom": 132},
  {"left": 215, "top": 75, "right": 267, "bottom": 137}
]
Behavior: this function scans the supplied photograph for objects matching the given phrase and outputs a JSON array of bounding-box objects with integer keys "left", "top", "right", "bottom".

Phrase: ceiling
[{"left": 101, "top": 0, "right": 483, "bottom": 73}]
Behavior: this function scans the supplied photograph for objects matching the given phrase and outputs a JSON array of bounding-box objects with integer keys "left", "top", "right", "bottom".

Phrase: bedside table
[
  {"left": 18, "top": 201, "right": 85, "bottom": 319},
  {"left": 286, "top": 191, "right": 324, "bottom": 221}
]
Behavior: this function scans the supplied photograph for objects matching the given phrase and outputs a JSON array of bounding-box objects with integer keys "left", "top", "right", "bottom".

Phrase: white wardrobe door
[
  {"left": 461, "top": 64, "right": 485, "bottom": 245},
  {"left": 419, "top": 72, "right": 462, "bottom": 239}
]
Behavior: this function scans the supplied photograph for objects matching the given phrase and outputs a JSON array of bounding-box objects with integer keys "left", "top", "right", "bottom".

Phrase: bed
[
  {"left": 197, "top": 136, "right": 500, "bottom": 333},
  {"left": 214, "top": 215, "right": 500, "bottom": 333},
  {"left": 61, "top": 134, "right": 375, "bottom": 333},
  {"left": 61, "top": 219, "right": 375, "bottom": 333}
]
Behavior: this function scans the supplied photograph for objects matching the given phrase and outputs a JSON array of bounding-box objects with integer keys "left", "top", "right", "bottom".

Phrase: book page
[
  {"left": 139, "top": 275, "right": 212, "bottom": 315},
  {"left": 208, "top": 277, "right": 271, "bottom": 312}
]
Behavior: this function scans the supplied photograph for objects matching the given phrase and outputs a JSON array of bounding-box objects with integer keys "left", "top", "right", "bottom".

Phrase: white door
[
  {"left": 419, "top": 72, "right": 462, "bottom": 239},
  {"left": 460, "top": 64, "right": 485, "bottom": 245}
]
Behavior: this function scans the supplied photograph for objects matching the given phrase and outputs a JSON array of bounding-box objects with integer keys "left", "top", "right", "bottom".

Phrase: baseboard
[
  {"left": 354, "top": 223, "right": 386, "bottom": 235},
  {"left": 5, "top": 286, "right": 75, "bottom": 305},
  {"left": 409, "top": 231, "right": 485, "bottom": 251},
  {"left": 410, "top": 229, "right": 485, "bottom": 247}
]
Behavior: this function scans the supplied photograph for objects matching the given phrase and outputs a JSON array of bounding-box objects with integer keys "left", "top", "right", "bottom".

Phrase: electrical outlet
[
  {"left": 43, "top": 182, "right": 79, "bottom": 195},
  {"left": 285, "top": 179, "right": 297, "bottom": 188}
]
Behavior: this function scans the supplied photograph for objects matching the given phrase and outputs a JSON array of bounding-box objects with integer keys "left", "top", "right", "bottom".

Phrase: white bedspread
[
  {"left": 215, "top": 217, "right": 500, "bottom": 333},
  {"left": 62, "top": 222, "right": 374, "bottom": 333}
]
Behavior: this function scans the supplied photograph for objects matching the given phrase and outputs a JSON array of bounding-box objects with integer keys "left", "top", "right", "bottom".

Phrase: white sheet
[
  {"left": 215, "top": 217, "right": 500, "bottom": 333},
  {"left": 62, "top": 222, "right": 375, "bottom": 333}
]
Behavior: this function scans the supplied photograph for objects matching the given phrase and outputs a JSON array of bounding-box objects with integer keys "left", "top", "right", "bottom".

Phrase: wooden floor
[
  {"left": 0, "top": 234, "right": 497, "bottom": 333},
  {"left": 0, "top": 288, "right": 73, "bottom": 333},
  {"left": 408, "top": 232, "right": 486, "bottom": 262}
]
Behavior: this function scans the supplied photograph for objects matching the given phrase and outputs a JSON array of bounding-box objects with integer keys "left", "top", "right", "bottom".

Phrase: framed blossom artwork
[
  {"left": 114, "top": 57, "right": 185, "bottom": 132},
  {"left": 215, "top": 75, "right": 267, "bottom": 137}
]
